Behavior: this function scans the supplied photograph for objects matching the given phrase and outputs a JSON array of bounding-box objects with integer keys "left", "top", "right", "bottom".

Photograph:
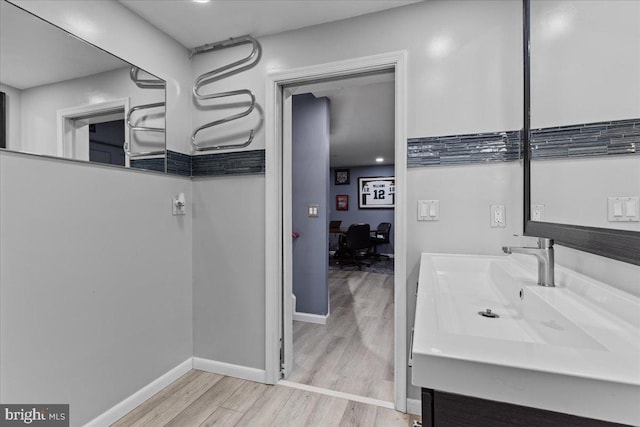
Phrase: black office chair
[
  {"left": 339, "top": 223, "right": 371, "bottom": 269},
  {"left": 370, "top": 222, "right": 391, "bottom": 259}
]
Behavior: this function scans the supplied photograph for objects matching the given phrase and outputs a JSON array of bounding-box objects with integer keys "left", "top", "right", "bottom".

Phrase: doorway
[
  {"left": 56, "top": 98, "right": 129, "bottom": 166},
  {"left": 286, "top": 74, "right": 396, "bottom": 404},
  {"left": 265, "top": 51, "right": 408, "bottom": 412}
]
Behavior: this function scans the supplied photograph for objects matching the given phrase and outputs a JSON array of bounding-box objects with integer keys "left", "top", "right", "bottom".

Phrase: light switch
[
  {"left": 613, "top": 201, "right": 623, "bottom": 217},
  {"left": 418, "top": 200, "right": 439, "bottom": 221},
  {"left": 308, "top": 204, "right": 319, "bottom": 218},
  {"left": 608, "top": 196, "right": 640, "bottom": 222},
  {"left": 626, "top": 199, "right": 638, "bottom": 217}
]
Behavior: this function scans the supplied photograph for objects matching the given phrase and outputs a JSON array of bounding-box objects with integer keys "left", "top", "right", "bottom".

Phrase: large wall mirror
[
  {"left": 524, "top": 0, "right": 640, "bottom": 264},
  {"left": 0, "top": 0, "right": 166, "bottom": 172}
]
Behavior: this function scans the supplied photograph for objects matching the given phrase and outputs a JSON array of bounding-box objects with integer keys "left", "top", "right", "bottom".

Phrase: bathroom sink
[{"left": 411, "top": 253, "right": 640, "bottom": 425}]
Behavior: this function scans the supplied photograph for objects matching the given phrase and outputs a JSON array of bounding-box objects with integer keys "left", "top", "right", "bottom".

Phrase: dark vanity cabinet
[{"left": 421, "top": 388, "right": 628, "bottom": 427}]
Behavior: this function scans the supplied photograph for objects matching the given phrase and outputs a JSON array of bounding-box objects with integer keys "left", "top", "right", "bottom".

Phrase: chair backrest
[
  {"left": 329, "top": 220, "right": 342, "bottom": 232},
  {"left": 374, "top": 222, "right": 392, "bottom": 243},
  {"left": 345, "top": 223, "right": 371, "bottom": 250}
]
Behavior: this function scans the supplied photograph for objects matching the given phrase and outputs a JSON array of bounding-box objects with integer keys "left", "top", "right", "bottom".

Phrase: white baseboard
[
  {"left": 406, "top": 398, "right": 421, "bottom": 416},
  {"left": 84, "top": 358, "right": 193, "bottom": 427},
  {"left": 293, "top": 311, "right": 328, "bottom": 325},
  {"left": 193, "top": 357, "right": 266, "bottom": 383},
  {"left": 292, "top": 293, "right": 329, "bottom": 324}
]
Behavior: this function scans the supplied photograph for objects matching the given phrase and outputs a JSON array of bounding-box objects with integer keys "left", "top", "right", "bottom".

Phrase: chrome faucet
[{"left": 502, "top": 238, "right": 555, "bottom": 287}]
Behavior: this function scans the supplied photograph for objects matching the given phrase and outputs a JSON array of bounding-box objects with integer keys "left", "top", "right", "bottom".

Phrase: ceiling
[
  {"left": 292, "top": 73, "right": 395, "bottom": 168},
  {"left": 119, "top": 0, "right": 421, "bottom": 49}
]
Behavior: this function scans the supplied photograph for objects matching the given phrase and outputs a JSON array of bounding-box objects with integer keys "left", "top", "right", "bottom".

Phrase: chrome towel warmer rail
[
  {"left": 125, "top": 67, "right": 166, "bottom": 159},
  {"left": 191, "top": 35, "right": 261, "bottom": 151}
]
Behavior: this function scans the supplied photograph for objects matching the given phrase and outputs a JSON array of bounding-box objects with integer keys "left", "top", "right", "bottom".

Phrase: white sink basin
[{"left": 411, "top": 253, "right": 640, "bottom": 425}]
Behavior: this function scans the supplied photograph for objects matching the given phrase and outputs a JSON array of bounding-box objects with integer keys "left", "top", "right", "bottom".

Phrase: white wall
[
  {"left": 19, "top": 67, "right": 164, "bottom": 156},
  {"left": 192, "top": 175, "right": 266, "bottom": 370},
  {"left": 0, "top": 151, "right": 193, "bottom": 426},
  {"left": 0, "top": 83, "right": 22, "bottom": 151},
  {"left": 12, "top": 0, "right": 193, "bottom": 154}
]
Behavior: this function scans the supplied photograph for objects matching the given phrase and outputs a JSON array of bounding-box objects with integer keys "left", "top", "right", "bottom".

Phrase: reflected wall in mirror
[
  {"left": 529, "top": 0, "right": 640, "bottom": 231},
  {"left": 0, "top": 0, "right": 166, "bottom": 172}
]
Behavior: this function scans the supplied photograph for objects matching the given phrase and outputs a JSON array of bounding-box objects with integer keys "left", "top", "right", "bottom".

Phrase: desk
[{"left": 330, "top": 227, "right": 378, "bottom": 235}]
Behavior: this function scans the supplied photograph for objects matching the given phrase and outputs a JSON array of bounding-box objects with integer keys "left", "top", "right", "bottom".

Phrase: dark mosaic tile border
[
  {"left": 530, "top": 118, "right": 639, "bottom": 159},
  {"left": 192, "top": 149, "right": 266, "bottom": 177},
  {"left": 167, "top": 150, "right": 192, "bottom": 177},
  {"left": 407, "top": 118, "right": 639, "bottom": 167},
  {"left": 164, "top": 149, "right": 266, "bottom": 177},
  {"left": 130, "top": 157, "right": 166, "bottom": 173},
  {"left": 408, "top": 130, "right": 521, "bottom": 167}
]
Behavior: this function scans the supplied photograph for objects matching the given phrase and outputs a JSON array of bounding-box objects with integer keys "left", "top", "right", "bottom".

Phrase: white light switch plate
[
  {"left": 608, "top": 197, "right": 640, "bottom": 222},
  {"left": 418, "top": 200, "right": 439, "bottom": 221}
]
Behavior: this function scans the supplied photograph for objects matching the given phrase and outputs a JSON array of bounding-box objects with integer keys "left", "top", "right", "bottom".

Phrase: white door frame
[
  {"left": 56, "top": 98, "right": 130, "bottom": 165},
  {"left": 265, "top": 51, "right": 408, "bottom": 412}
]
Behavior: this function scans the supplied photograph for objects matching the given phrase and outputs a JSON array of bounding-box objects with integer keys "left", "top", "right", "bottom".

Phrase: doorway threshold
[{"left": 278, "top": 380, "right": 395, "bottom": 410}]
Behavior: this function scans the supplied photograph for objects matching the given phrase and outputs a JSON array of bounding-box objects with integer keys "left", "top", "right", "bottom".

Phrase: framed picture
[
  {"left": 334, "top": 168, "right": 350, "bottom": 185},
  {"left": 358, "top": 176, "right": 395, "bottom": 209},
  {"left": 336, "top": 195, "right": 349, "bottom": 211}
]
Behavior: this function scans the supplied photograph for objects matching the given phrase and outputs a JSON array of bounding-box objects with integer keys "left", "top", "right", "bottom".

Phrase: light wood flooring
[
  {"left": 112, "top": 369, "right": 419, "bottom": 426},
  {"left": 288, "top": 270, "right": 395, "bottom": 402}
]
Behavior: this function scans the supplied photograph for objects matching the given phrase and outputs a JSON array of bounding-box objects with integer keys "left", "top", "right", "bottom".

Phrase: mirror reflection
[
  {"left": 0, "top": 0, "right": 166, "bottom": 172},
  {"left": 529, "top": 0, "right": 640, "bottom": 231}
]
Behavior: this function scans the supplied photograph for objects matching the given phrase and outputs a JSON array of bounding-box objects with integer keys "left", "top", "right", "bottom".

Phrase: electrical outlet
[
  {"left": 532, "top": 204, "right": 545, "bottom": 221},
  {"left": 490, "top": 205, "right": 506, "bottom": 228}
]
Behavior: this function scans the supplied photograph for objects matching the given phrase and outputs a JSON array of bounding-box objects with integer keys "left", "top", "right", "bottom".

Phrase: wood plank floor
[
  {"left": 288, "top": 271, "right": 395, "bottom": 402},
  {"left": 112, "top": 369, "right": 420, "bottom": 426}
]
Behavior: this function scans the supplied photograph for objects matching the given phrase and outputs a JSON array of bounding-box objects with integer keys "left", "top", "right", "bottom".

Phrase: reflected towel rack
[
  {"left": 191, "top": 35, "right": 261, "bottom": 151},
  {"left": 126, "top": 67, "right": 166, "bottom": 158}
]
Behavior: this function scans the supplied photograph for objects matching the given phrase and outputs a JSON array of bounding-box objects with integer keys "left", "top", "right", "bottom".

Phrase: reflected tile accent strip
[
  {"left": 407, "top": 118, "right": 639, "bottom": 167},
  {"left": 530, "top": 118, "right": 639, "bottom": 159},
  {"left": 130, "top": 157, "right": 166, "bottom": 173},
  {"left": 407, "top": 130, "right": 521, "bottom": 167}
]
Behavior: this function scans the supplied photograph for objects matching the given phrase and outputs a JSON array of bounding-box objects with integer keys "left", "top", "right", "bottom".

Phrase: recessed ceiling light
[
  {"left": 376, "top": 157, "right": 384, "bottom": 163},
  {"left": 193, "top": 0, "right": 210, "bottom": 3}
]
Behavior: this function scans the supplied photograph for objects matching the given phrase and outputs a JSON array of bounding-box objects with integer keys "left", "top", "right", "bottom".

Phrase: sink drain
[{"left": 478, "top": 308, "right": 499, "bottom": 318}]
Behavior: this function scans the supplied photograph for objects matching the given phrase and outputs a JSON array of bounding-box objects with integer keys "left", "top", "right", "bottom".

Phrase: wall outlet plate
[
  {"left": 490, "top": 205, "right": 506, "bottom": 228},
  {"left": 532, "top": 204, "right": 545, "bottom": 221}
]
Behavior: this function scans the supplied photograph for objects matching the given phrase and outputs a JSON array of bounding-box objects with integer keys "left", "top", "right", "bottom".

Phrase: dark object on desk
[
  {"left": 329, "top": 220, "right": 342, "bottom": 233},
  {"left": 338, "top": 223, "right": 371, "bottom": 270},
  {"left": 370, "top": 222, "right": 391, "bottom": 259}
]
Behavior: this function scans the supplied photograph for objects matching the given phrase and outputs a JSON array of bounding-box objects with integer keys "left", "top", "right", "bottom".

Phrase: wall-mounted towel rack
[
  {"left": 130, "top": 66, "right": 165, "bottom": 89},
  {"left": 126, "top": 66, "right": 166, "bottom": 158},
  {"left": 191, "top": 35, "right": 261, "bottom": 151}
]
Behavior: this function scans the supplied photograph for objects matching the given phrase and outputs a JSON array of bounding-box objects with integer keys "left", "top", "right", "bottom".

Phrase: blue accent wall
[
  {"left": 292, "top": 94, "right": 330, "bottom": 316},
  {"left": 329, "top": 164, "right": 395, "bottom": 254}
]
